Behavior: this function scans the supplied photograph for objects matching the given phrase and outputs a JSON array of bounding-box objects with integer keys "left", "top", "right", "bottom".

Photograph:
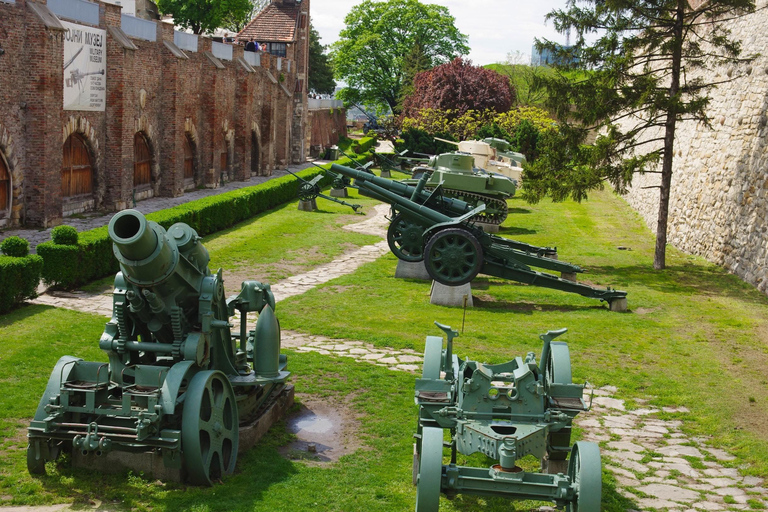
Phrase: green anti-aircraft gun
[
  {"left": 332, "top": 163, "right": 628, "bottom": 310},
  {"left": 27, "top": 210, "right": 289, "bottom": 485},
  {"left": 413, "top": 322, "right": 601, "bottom": 511}
]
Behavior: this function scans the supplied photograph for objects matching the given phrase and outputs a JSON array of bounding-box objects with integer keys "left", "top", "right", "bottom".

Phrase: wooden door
[
  {"left": 221, "top": 151, "right": 228, "bottom": 173},
  {"left": 184, "top": 136, "right": 194, "bottom": 180},
  {"left": 0, "top": 155, "right": 8, "bottom": 212},
  {"left": 134, "top": 133, "right": 151, "bottom": 188},
  {"left": 62, "top": 134, "right": 92, "bottom": 197}
]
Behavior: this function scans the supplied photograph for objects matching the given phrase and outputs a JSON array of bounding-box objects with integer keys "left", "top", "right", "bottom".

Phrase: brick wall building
[{"left": 0, "top": 0, "right": 312, "bottom": 228}]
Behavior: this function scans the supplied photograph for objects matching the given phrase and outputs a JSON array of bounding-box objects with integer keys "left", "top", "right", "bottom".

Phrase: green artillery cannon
[
  {"left": 332, "top": 163, "right": 627, "bottom": 309},
  {"left": 400, "top": 152, "right": 517, "bottom": 225},
  {"left": 28, "top": 210, "right": 290, "bottom": 485},
  {"left": 286, "top": 168, "right": 362, "bottom": 212},
  {"left": 414, "top": 322, "right": 601, "bottom": 511}
]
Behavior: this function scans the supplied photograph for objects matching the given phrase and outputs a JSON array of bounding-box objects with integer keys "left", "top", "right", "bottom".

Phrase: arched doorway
[
  {"left": 184, "top": 135, "right": 194, "bottom": 181},
  {"left": 251, "top": 131, "right": 260, "bottom": 176},
  {"left": 134, "top": 132, "right": 152, "bottom": 190},
  {"left": 0, "top": 153, "right": 9, "bottom": 214},
  {"left": 62, "top": 133, "right": 93, "bottom": 197}
]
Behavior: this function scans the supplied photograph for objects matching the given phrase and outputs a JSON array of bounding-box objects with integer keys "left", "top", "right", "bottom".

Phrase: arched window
[
  {"left": 184, "top": 136, "right": 194, "bottom": 180},
  {"left": 134, "top": 133, "right": 151, "bottom": 188},
  {"left": 0, "top": 154, "right": 9, "bottom": 212},
  {"left": 62, "top": 133, "right": 92, "bottom": 197},
  {"left": 251, "top": 132, "right": 260, "bottom": 175}
]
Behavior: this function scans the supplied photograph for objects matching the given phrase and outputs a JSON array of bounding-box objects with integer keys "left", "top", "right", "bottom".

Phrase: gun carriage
[
  {"left": 331, "top": 163, "right": 627, "bottom": 309},
  {"left": 28, "top": 210, "right": 290, "bottom": 485},
  {"left": 413, "top": 323, "right": 601, "bottom": 511},
  {"left": 286, "top": 168, "right": 362, "bottom": 212}
]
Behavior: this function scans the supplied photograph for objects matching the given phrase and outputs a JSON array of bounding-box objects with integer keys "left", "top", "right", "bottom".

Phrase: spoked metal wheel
[
  {"left": 566, "top": 441, "right": 602, "bottom": 512},
  {"left": 182, "top": 370, "right": 239, "bottom": 485},
  {"left": 543, "top": 342, "right": 573, "bottom": 464},
  {"left": 415, "top": 426, "right": 443, "bottom": 512},
  {"left": 387, "top": 213, "right": 427, "bottom": 262},
  {"left": 424, "top": 228, "right": 483, "bottom": 286},
  {"left": 298, "top": 182, "right": 319, "bottom": 202}
]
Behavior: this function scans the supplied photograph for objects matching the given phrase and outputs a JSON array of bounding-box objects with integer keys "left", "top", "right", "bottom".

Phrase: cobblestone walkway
[{"left": 22, "top": 198, "right": 768, "bottom": 511}]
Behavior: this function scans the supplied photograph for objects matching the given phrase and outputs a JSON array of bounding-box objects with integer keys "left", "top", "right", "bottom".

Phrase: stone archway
[
  {"left": 184, "top": 117, "right": 200, "bottom": 188},
  {"left": 251, "top": 120, "right": 262, "bottom": 176},
  {"left": 0, "top": 122, "right": 22, "bottom": 227}
]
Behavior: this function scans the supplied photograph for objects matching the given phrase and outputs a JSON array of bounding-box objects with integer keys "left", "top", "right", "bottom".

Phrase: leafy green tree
[
  {"left": 529, "top": 0, "right": 756, "bottom": 269},
  {"left": 158, "top": 0, "right": 252, "bottom": 35},
  {"left": 308, "top": 23, "right": 336, "bottom": 96},
  {"left": 331, "top": 0, "right": 469, "bottom": 114},
  {"left": 398, "top": 39, "right": 432, "bottom": 110}
]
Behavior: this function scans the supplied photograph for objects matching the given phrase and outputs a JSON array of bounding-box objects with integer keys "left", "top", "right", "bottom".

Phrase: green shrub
[
  {"left": 512, "top": 119, "right": 541, "bottom": 161},
  {"left": 394, "top": 127, "right": 456, "bottom": 155},
  {"left": 51, "top": 225, "right": 79, "bottom": 245},
  {"left": 36, "top": 158, "right": 370, "bottom": 290},
  {"left": 0, "top": 236, "right": 30, "bottom": 257},
  {"left": 0, "top": 254, "right": 43, "bottom": 313}
]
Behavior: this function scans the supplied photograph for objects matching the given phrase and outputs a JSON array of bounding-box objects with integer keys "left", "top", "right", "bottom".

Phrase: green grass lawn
[{"left": 1, "top": 183, "right": 768, "bottom": 510}]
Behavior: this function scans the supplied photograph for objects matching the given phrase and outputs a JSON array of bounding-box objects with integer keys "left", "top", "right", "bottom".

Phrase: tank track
[{"left": 425, "top": 187, "right": 509, "bottom": 225}]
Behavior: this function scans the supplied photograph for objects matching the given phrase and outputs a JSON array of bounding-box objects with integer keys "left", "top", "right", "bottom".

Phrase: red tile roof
[{"left": 238, "top": 2, "right": 300, "bottom": 43}]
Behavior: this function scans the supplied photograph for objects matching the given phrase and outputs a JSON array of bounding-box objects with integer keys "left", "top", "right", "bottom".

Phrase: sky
[{"left": 311, "top": 0, "right": 570, "bottom": 66}]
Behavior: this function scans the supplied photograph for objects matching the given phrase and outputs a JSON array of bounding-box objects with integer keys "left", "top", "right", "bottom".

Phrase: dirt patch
[
  {"left": 634, "top": 307, "right": 661, "bottom": 315},
  {"left": 279, "top": 394, "right": 363, "bottom": 464},
  {"left": 472, "top": 295, "right": 604, "bottom": 313}
]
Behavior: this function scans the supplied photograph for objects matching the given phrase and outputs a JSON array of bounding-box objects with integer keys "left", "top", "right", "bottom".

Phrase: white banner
[{"left": 62, "top": 21, "right": 106, "bottom": 111}]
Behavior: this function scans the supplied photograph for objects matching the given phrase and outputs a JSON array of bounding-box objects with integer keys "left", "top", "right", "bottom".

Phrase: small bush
[
  {"left": 0, "top": 236, "right": 30, "bottom": 257},
  {"left": 0, "top": 254, "right": 43, "bottom": 313},
  {"left": 512, "top": 119, "right": 541, "bottom": 162},
  {"left": 51, "top": 225, "right": 79, "bottom": 245}
]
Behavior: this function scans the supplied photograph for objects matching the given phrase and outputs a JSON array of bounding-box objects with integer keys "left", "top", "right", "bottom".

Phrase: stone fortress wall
[
  {"left": 0, "top": 0, "right": 348, "bottom": 230},
  {"left": 624, "top": 0, "right": 768, "bottom": 294}
]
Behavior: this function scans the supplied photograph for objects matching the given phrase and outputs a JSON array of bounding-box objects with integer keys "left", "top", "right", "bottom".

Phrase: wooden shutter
[
  {"left": 184, "top": 136, "right": 194, "bottom": 180},
  {"left": 134, "top": 133, "right": 151, "bottom": 188},
  {"left": 62, "top": 134, "right": 92, "bottom": 197},
  {"left": 0, "top": 155, "right": 8, "bottom": 212}
]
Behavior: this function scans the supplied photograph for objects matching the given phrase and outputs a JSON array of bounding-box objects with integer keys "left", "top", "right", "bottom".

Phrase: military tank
[
  {"left": 400, "top": 152, "right": 516, "bottom": 225},
  {"left": 434, "top": 137, "right": 526, "bottom": 183}
]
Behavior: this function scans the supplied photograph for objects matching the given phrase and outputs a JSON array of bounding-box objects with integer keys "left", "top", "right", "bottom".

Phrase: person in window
[{"left": 245, "top": 38, "right": 256, "bottom": 52}]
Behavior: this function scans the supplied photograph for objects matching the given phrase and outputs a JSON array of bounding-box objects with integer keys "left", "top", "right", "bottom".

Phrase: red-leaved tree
[{"left": 402, "top": 58, "right": 515, "bottom": 119}]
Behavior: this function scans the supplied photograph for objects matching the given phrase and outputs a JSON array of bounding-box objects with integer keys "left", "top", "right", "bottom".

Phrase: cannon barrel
[
  {"left": 108, "top": 209, "right": 209, "bottom": 287},
  {"left": 330, "top": 163, "right": 474, "bottom": 215}
]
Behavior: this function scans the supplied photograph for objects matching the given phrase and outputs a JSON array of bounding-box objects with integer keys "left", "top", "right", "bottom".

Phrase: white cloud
[{"left": 311, "top": 0, "right": 568, "bottom": 65}]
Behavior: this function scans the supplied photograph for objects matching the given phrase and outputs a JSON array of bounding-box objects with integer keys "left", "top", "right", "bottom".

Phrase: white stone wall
[{"left": 624, "top": 1, "right": 768, "bottom": 294}]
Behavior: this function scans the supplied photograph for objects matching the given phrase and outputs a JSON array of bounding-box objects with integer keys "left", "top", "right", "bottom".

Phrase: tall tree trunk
[{"left": 654, "top": 0, "right": 685, "bottom": 270}]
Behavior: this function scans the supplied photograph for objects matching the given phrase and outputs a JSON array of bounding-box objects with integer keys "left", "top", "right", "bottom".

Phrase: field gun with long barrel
[
  {"left": 413, "top": 322, "right": 602, "bottom": 511},
  {"left": 27, "top": 210, "right": 290, "bottom": 485},
  {"left": 332, "top": 163, "right": 628, "bottom": 310},
  {"left": 286, "top": 168, "right": 362, "bottom": 212}
]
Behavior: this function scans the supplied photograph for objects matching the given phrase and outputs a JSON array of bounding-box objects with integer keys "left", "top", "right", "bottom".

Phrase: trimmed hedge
[
  {"left": 0, "top": 254, "right": 43, "bottom": 314},
  {"left": 38, "top": 155, "right": 370, "bottom": 290}
]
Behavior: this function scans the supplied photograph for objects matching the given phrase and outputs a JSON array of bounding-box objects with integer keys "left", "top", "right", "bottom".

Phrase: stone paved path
[{"left": 20, "top": 195, "right": 768, "bottom": 511}]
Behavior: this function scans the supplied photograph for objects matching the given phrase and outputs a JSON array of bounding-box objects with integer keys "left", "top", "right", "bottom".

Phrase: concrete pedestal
[
  {"left": 71, "top": 384, "right": 295, "bottom": 483},
  {"left": 298, "top": 199, "right": 318, "bottom": 211},
  {"left": 395, "top": 259, "right": 431, "bottom": 280},
  {"left": 380, "top": 169, "right": 392, "bottom": 178},
  {"left": 430, "top": 281, "right": 473, "bottom": 307},
  {"left": 330, "top": 188, "right": 348, "bottom": 198},
  {"left": 561, "top": 272, "right": 577, "bottom": 282},
  {"left": 476, "top": 222, "right": 500, "bottom": 233},
  {"left": 609, "top": 297, "right": 628, "bottom": 312}
]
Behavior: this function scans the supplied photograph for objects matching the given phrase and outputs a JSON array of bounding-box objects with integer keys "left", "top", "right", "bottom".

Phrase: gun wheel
[
  {"left": 387, "top": 213, "right": 427, "bottom": 262},
  {"left": 27, "top": 440, "right": 60, "bottom": 475},
  {"left": 544, "top": 342, "right": 573, "bottom": 462},
  {"left": 566, "top": 441, "right": 602, "bottom": 512},
  {"left": 182, "top": 370, "right": 239, "bottom": 486},
  {"left": 424, "top": 228, "right": 483, "bottom": 286},
  {"left": 298, "top": 182, "right": 319, "bottom": 202},
  {"left": 415, "top": 426, "right": 443, "bottom": 512}
]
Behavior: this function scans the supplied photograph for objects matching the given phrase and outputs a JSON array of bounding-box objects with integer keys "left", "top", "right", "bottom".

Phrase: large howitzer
[
  {"left": 286, "top": 168, "right": 362, "bottom": 212},
  {"left": 27, "top": 210, "right": 290, "bottom": 485},
  {"left": 413, "top": 323, "right": 601, "bottom": 511},
  {"left": 332, "top": 164, "right": 627, "bottom": 309}
]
